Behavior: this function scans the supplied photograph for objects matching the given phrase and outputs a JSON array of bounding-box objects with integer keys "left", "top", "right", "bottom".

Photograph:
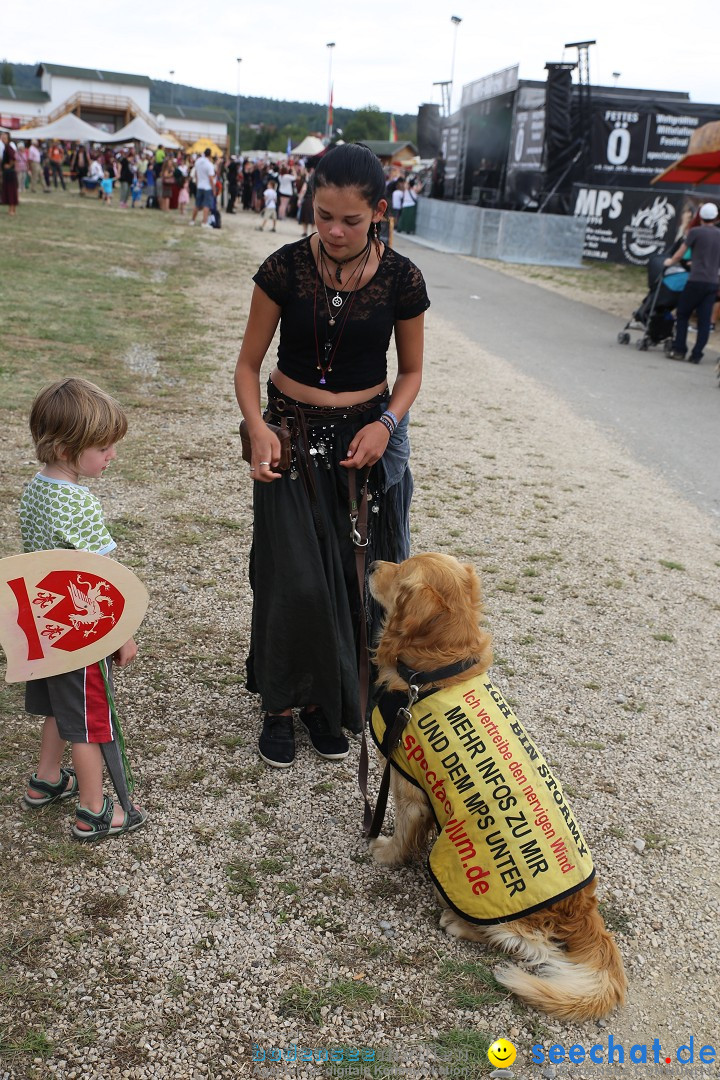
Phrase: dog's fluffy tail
[{"left": 487, "top": 889, "right": 627, "bottom": 1021}]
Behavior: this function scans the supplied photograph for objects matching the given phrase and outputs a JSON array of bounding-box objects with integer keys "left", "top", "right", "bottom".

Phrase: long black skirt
[{"left": 246, "top": 389, "right": 412, "bottom": 735}]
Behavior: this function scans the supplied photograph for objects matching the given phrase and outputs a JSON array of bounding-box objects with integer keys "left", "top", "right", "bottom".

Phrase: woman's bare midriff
[{"left": 270, "top": 367, "right": 388, "bottom": 406}]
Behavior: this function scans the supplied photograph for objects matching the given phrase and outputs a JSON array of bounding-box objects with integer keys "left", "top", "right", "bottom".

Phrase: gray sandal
[
  {"left": 72, "top": 795, "right": 115, "bottom": 842},
  {"left": 72, "top": 797, "right": 148, "bottom": 842},
  {"left": 23, "top": 767, "right": 78, "bottom": 808}
]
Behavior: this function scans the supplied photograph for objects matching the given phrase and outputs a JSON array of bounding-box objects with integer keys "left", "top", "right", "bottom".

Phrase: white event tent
[
  {"left": 291, "top": 135, "right": 325, "bottom": 156},
  {"left": 17, "top": 113, "right": 108, "bottom": 142},
  {"left": 103, "top": 117, "right": 181, "bottom": 148}
]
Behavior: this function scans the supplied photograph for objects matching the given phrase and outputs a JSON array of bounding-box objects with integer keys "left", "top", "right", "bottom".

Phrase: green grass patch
[
  {"left": 440, "top": 960, "right": 507, "bottom": 1010},
  {"left": 433, "top": 1028, "right": 494, "bottom": 1076},
  {"left": 225, "top": 859, "right": 259, "bottom": 900},
  {"left": 257, "top": 857, "right": 285, "bottom": 874},
  {"left": 279, "top": 978, "right": 379, "bottom": 1024},
  {"left": 598, "top": 900, "right": 632, "bottom": 933}
]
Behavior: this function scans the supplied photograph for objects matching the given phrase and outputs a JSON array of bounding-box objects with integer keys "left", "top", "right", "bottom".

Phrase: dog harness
[{"left": 371, "top": 675, "right": 595, "bottom": 924}]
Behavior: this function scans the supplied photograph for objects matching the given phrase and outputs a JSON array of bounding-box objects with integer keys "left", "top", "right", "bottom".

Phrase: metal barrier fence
[{"left": 414, "top": 196, "right": 586, "bottom": 267}]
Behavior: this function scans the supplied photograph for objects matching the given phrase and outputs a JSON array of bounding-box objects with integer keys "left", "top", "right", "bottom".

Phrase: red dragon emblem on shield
[
  {"left": 9, "top": 570, "right": 126, "bottom": 656},
  {"left": 1, "top": 550, "right": 148, "bottom": 683}
]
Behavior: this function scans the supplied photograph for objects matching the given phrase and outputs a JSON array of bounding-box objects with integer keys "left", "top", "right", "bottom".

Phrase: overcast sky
[{"left": 4, "top": 0, "right": 718, "bottom": 118}]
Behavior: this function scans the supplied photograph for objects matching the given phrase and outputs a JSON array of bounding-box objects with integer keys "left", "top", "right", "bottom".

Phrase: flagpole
[{"left": 326, "top": 42, "right": 336, "bottom": 142}]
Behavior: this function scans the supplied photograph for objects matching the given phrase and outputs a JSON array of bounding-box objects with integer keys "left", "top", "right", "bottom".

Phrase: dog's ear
[
  {"left": 392, "top": 579, "right": 450, "bottom": 641},
  {"left": 463, "top": 562, "right": 483, "bottom": 610}
]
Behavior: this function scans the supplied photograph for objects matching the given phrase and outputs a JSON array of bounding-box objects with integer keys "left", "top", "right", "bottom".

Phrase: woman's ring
[{"left": 259, "top": 461, "right": 270, "bottom": 466}]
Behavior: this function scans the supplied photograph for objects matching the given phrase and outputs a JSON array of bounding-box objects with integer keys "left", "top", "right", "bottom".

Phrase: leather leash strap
[
  {"left": 348, "top": 467, "right": 378, "bottom": 836},
  {"left": 361, "top": 656, "right": 481, "bottom": 839}
]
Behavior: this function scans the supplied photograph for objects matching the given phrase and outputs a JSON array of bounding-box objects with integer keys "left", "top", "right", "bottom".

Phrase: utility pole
[{"left": 235, "top": 58, "right": 242, "bottom": 157}]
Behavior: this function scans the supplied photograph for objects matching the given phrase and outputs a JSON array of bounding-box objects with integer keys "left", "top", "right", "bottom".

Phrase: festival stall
[
  {"left": 17, "top": 113, "right": 107, "bottom": 142},
  {"left": 103, "top": 117, "right": 182, "bottom": 149}
]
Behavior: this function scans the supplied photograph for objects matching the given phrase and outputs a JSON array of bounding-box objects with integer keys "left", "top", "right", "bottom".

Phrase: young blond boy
[{"left": 19, "top": 378, "right": 146, "bottom": 841}]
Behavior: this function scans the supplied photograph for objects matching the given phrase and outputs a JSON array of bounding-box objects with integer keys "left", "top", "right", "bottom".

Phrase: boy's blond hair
[{"left": 29, "top": 378, "right": 128, "bottom": 465}]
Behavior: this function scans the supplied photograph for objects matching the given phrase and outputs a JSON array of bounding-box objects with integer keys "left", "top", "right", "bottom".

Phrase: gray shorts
[{"left": 25, "top": 659, "right": 116, "bottom": 743}]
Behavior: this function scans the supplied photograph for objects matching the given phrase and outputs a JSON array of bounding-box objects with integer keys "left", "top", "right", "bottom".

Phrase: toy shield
[{"left": 0, "top": 550, "right": 148, "bottom": 683}]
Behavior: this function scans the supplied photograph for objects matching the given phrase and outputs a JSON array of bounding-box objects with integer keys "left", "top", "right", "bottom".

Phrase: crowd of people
[
  {"left": 0, "top": 133, "right": 426, "bottom": 237},
  {"left": 0, "top": 136, "right": 318, "bottom": 225}
]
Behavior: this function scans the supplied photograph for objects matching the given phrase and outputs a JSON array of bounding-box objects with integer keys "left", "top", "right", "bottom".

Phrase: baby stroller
[{"left": 617, "top": 253, "right": 690, "bottom": 351}]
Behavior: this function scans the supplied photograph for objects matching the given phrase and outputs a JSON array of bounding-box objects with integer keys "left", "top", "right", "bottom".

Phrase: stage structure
[{"left": 436, "top": 62, "right": 720, "bottom": 265}]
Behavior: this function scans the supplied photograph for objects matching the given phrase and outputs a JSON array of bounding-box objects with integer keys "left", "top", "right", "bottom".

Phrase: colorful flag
[
  {"left": 389, "top": 114, "right": 398, "bottom": 142},
  {"left": 286, "top": 136, "right": 293, "bottom": 156}
]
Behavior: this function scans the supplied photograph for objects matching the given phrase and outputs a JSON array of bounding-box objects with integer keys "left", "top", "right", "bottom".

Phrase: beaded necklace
[
  {"left": 313, "top": 240, "right": 373, "bottom": 385},
  {"left": 319, "top": 238, "right": 371, "bottom": 284}
]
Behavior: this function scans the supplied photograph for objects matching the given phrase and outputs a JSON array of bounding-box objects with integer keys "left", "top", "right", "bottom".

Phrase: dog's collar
[{"left": 396, "top": 657, "right": 479, "bottom": 688}]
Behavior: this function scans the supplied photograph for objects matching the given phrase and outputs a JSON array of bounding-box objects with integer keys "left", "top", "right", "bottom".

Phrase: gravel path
[{"left": 2, "top": 210, "right": 719, "bottom": 1079}]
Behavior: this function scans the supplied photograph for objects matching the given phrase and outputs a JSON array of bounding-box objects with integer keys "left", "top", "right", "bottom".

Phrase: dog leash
[
  {"left": 347, "top": 468, "right": 377, "bottom": 835},
  {"left": 361, "top": 656, "right": 481, "bottom": 839}
]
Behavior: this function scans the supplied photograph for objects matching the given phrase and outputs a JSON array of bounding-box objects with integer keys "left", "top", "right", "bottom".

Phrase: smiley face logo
[{"left": 488, "top": 1039, "right": 517, "bottom": 1069}]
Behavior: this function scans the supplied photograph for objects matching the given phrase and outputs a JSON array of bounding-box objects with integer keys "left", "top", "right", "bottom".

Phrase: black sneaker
[
  {"left": 299, "top": 707, "right": 350, "bottom": 761},
  {"left": 258, "top": 714, "right": 295, "bottom": 768}
]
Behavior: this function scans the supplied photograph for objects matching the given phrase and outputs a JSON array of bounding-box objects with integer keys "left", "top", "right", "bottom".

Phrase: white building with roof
[
  {"left": 0, "top": 85, "right": 50, "bottom": 128},
  {"left": 35, "top": 62, "right": 153, "bottom": 132},
  {"left": 0, "top": 62, "right": 230, "bottom": 147}
]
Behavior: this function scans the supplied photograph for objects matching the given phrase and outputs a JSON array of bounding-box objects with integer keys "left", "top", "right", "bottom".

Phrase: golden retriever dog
[{"left": 368, "top": 552, "right": 626, "bottom": 1021}]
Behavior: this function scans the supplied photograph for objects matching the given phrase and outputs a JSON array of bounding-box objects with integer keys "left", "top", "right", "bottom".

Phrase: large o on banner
[{"left": 0, "top": 550, "right": 149, "bottom": 683}]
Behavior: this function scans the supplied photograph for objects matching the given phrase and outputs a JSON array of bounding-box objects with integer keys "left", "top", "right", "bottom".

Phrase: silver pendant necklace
[
  {"left": 313, "top": 241, "right": 373, "bottom": 384},
  {"left": 319, "top": 246, "right": 369, "bottom": 326}
]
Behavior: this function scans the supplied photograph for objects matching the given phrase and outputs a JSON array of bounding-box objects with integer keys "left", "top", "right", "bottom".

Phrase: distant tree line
[{"left": 4, "top": 62, "right": 417, "bottom": 148}]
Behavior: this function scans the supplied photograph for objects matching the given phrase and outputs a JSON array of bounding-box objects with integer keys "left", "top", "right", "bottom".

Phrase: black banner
[
  {"left": 504, "top": 87, "right": 545, "bottom": 208},
  {"left": 441, "top": 122, "right": 463, "bottom": 202},
  {"left": 589, "top": 101, "right": 719, "bottom": 186},
  {"left": 572, "top": 184, "right": 704, "bottom": 265},
  {"left": 508, "top": 87, "right": 545, "bottom": 173}
]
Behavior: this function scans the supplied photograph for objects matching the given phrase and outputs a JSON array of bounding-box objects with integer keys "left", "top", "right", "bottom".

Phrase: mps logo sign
[{"left": 574, "top": 186, "right": 682, "bottom": 265}]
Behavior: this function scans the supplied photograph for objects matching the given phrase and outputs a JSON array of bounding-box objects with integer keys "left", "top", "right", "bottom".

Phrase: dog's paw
[
  {"left": 368, "top": 836, "right": 404, "bottom": 866},
  {"left": 440, "top": 910, "right": 485, "bottom": 942},
  {"left": 438, "top": 907, "right": 455, "bottom": 930}
]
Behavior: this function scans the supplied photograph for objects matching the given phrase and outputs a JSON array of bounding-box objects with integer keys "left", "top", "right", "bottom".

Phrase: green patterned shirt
[{"left": 19, "top": 474, "right": 116, "bottom": 555}]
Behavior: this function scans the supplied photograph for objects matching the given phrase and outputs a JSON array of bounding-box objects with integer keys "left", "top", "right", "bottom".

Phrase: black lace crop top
[{"left": 252, "top": 237, "right": 430, "bottom": 392}]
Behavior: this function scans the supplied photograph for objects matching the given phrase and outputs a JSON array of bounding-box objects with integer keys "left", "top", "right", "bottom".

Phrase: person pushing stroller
[{"left": 665, "top": 202, "right": 720, "bottom": 364}]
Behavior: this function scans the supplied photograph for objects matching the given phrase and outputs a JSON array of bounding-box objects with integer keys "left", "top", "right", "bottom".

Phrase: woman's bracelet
[{"left": 378, "top": 413, "right": 396, "bottom": 437}]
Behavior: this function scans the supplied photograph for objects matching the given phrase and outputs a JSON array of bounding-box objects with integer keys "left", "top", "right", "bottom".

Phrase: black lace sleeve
[
  {"left": 252, "top": 246, "right": 291, "bottom": 306},
  {"left": 395, "top": 258, "right": 431, "bottom": 320}
]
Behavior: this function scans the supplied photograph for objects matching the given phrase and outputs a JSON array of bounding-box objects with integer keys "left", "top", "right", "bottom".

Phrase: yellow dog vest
[{"left": 371, "top": 676, "right": 595, "bottom": 924}]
